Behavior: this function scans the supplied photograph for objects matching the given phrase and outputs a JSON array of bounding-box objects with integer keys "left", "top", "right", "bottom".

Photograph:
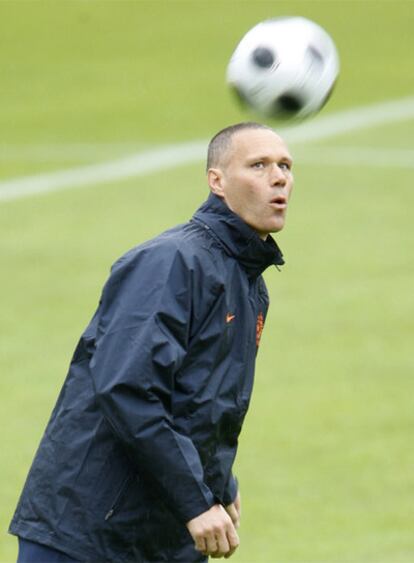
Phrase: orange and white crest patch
[{"left": 256, "top": 311, "right": 264, "bottom": 347}]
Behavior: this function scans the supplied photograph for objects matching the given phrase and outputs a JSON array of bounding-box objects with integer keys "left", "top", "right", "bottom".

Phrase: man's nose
[{"left": 270, "top": 163, "right": 287, "bottom": 186}]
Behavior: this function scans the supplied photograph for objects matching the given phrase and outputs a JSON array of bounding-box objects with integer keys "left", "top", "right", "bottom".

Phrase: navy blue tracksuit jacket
[{"left": 10, "top": 193, "right": 284, "bottom": 562}]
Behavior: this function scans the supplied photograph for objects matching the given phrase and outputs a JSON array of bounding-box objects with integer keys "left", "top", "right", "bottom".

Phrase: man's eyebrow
[
  {"left": 282, "top": 155, "right": 293, "bottom": 165},
  {"left": 247, "top": 153, "right": 293, "bottom": 164}
]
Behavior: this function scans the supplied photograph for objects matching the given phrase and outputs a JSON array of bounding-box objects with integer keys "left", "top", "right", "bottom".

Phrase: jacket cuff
[
  {"left": 221, "top": 474, "right": 238, "bottom": 506},
  {"left": 178, "top": 488, "right": 216, "bottom": 524}
]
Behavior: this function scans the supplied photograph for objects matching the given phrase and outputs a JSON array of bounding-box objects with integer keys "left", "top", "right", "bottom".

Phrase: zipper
[{"left": 104, "top": 474, "right": 134, "bottom": 521}]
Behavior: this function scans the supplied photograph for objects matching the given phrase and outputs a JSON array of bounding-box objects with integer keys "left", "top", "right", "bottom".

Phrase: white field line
[
  {"left": 0, "top": 141, "right": 207, "bottom": 202},
  {"left": 295, "top": 146, "right": 414, "bottom": 168},
  {"left": 0, "top": 143, "right": 149, "bottom": 162},
  {"left": 1, "top": 96, "right": 414, "bottom": 203},
  {"left": 282, "top": 95, "right": 414, "bottom": 144}
]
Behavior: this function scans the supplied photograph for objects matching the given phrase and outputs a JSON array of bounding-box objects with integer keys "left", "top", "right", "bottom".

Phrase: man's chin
[
  {"left": 251, "top": 218, "right": 286, "bottom": 239},
  {"left": 256, "top": 225, "right": 285, "bottom": 240},
  {"left": 269, "top": 220, "right": 286, "bottom": 234}
]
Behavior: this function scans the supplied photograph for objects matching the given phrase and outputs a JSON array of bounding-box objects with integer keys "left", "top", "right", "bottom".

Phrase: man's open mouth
[{"left": 270, "top": 195, "right": 287, "bottom": 208}]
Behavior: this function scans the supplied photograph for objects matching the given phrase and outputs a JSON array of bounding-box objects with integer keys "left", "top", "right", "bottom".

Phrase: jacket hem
[{"left": 9, "top": 522, "right": 103, "bottom": 563}]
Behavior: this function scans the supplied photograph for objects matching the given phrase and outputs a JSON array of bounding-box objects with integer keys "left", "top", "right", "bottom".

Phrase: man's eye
[
  {"left": 252, "top": 162, "right": 265, "bottom": 169},
  {"left": 279, "top": 162, "right": 291, "bottom": 171}
]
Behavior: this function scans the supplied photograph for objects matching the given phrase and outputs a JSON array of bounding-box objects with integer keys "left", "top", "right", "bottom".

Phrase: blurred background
[{"left": 1, "top": 1, "right": 413, "bottom": 561}]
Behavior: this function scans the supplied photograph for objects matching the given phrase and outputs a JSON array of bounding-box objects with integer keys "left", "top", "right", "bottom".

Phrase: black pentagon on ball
[
  {"left": 251, "top": 46, "right": 275, "bottom": 68},
  {"left": 273, "top": 93, "right": 304, "bottom": 116}
]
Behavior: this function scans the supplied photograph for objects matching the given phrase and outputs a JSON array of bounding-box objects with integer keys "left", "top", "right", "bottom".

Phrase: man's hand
[
  {"left": 225, "top": 490, "right": 241, "bottom": 529},
  {"left": 186, "top": 504, "right": 240, "bottom": 559}
]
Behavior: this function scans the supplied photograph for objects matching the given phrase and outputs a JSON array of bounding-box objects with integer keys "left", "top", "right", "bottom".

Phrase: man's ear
[{"left": 207, "top": 168, "right": 226, "bottom": 198}]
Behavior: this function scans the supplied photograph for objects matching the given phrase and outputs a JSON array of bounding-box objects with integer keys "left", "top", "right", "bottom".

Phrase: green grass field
[{"left": 1, "top": 1, "right": 413, "bottom": 562}]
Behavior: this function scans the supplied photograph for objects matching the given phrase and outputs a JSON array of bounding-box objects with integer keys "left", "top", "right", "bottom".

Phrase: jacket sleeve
[
  {"left": 90, "top": 245, "right": 216, "bottom": 523},
  {"left": 222, "top": 473, "right": 238, "bottom": 506}
]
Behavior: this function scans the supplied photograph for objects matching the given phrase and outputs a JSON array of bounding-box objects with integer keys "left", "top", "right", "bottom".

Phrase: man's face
[{"left": 208, "top": 128, "right": 294, "bottom": 239}]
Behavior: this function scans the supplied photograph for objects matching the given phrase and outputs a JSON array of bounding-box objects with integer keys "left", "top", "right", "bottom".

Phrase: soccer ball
[{"left": 226, "top": 17, "right": 339, "bottom": 120}]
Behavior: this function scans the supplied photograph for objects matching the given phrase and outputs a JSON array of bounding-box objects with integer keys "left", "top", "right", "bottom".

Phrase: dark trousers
[{"left": 17, "top": 538, "right": 79, "bottom": 563}]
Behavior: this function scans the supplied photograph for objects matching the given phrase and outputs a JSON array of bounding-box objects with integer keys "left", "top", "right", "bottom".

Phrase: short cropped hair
[{"left": 206, "top": 122, "right": 272, "bottom": 172}]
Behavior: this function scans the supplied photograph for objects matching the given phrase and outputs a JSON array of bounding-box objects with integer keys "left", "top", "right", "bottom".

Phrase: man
[{"left": 10, "top": 122, "right": 294, "bottom": 562}]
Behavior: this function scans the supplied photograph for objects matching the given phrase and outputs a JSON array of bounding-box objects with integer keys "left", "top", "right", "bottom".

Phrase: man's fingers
[
  {"left": 226, "top": 523, "right": 240, "bottom": 551},
  {"left": 215, "top": 530, "right": 230, "bottom": 557},
  {"left": 195, "top": 536, "right": 207, "bottom": 554},
  {"left": 223, "top": 525, "right": 240, "bottom": 559},
  {"left": 186, "top": 504, "right": 240, "bottom": 557},
  {"left": 225, "top": 503, "right": 240, "bottom": 528},
  {"left": 205, "top": 532, "right": 219, "bottom": 556},
  {"left": 234, "top": 491, "right": 241, "bottom": 518},
  {"left": 199, "top": 525, "right": 237, "bottom": 558}
]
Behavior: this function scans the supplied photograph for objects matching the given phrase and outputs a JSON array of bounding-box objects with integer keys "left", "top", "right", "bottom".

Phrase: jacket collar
[{"left": 192, "top": 193, "right": 285, "bottom": 278}]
